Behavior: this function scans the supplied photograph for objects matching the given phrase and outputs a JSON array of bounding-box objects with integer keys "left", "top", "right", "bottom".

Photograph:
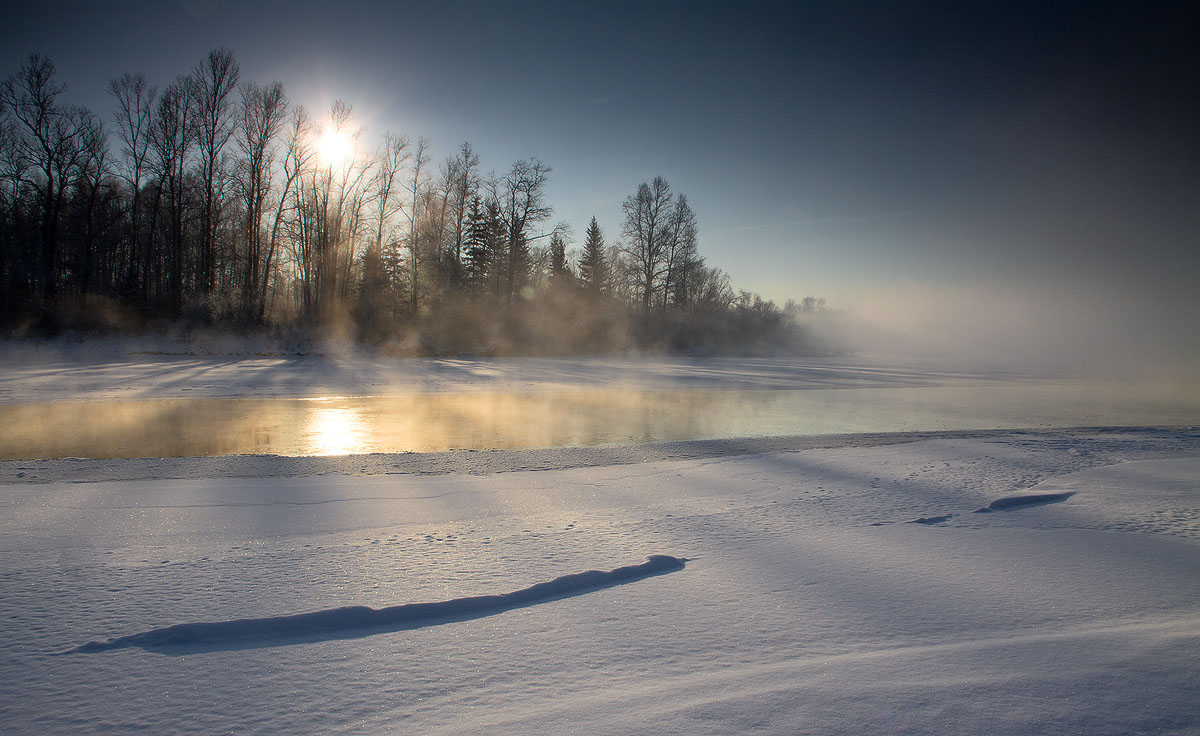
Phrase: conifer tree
[
  {"left": 579, "top": 216, "right": 608, "bottom": 296},
  {"left": 462, "top": 196, "right": 508, "bottom": 299},
  {"left": 462, "top": 196, "right": 489, "bottom": 292},
  {"left": 548, "top": 231, "right": 569, "bottom": 282}
]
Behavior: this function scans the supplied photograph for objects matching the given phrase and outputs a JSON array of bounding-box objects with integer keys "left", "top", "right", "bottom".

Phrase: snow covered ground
[{"left": 2, "top": 344, "right": 1199, "bottom": 734}]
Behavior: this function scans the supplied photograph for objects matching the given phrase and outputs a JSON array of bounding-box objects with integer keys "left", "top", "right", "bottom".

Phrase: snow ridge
[{"left": 70, "top": 555, "right": 686, "bottom": 654}]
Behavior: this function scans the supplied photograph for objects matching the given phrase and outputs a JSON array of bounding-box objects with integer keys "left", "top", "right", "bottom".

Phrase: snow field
[{"left": 2, "top": 430, "right": 1199, "bottom": 734}]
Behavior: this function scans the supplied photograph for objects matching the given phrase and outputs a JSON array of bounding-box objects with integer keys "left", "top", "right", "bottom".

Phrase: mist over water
[
  {"left": 4, "top": 380, "right": 1198, "bottom": 460},
  {"left": 839, "top": 283, "right": 1200, "bottom": 382}
]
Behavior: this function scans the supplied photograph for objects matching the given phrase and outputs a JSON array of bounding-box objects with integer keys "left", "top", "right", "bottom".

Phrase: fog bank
[{"left": 841, "top": 283, "right": 1200, "bottom": 380}]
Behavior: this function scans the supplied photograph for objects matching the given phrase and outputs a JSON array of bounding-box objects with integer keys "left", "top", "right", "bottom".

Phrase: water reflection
[
  {"left": 305, "top": 403, "right": 369, "bottom": 456},
  {"left": 1, "top": 383, "right": 1198, "bottom": 460}
]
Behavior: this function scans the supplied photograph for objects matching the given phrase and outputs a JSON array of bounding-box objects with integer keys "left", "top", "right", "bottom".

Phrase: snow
[{"left": 1, "top": 344, "right": 1199, "bottom": 734}]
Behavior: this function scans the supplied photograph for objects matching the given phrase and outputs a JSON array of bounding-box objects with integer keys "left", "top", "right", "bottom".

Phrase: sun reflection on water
[
  {"left": 305, "top": 403, "right": 371, "bottom": 456},
  {"left": 4, "top": 381, "right": 1200, "bottom": 460}
]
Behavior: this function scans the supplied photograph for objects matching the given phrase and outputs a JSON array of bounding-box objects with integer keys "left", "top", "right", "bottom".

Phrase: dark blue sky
[{"left": 3, "top": 0, "right": 1198, "bottom": 355}]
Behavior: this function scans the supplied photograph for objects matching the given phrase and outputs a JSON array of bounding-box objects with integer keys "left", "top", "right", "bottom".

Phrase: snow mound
[
  {"left": 975, "top": 491, "right": 1076, "bottom": 513},
  {"left": 71, "top": 555, "right": 686, "bottom": 654}
]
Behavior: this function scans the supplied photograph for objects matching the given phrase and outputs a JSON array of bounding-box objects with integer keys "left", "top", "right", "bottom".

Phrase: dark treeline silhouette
[{"left": 0, "top": 51, "right": 833, "bottom": 355}]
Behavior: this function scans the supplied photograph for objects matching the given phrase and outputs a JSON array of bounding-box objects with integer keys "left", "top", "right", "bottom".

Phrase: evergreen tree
[
  {"left": 484, "top": 200, "right": 508, "bottom": 300},
  {"left": 462, "top": 196, "right": 490, "bottom": 292},
  {"left": 548, "top": 231, "right": 568, "bottom": 282},
  {"left": 462, "top": 196, "right": 507, "bottom": 298},
  {"left": 579, "top": 216, "right": 608, "bottom": 296}
]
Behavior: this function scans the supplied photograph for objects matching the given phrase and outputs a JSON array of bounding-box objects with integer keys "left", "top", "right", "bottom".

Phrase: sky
[{"left": 2, "top": 0, "right": 1198, "bottom": 366}]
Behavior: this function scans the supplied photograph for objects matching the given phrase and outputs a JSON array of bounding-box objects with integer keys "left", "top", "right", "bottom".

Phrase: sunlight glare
[
  {"left": 318, "top": 129, "right": 352, "bottom": 166},
  {"left": 306, "top": 405, "right": 369, "bottom": 456}
]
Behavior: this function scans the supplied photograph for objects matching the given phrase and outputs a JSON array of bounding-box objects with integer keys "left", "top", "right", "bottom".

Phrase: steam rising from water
[{"left": 4, "top": 383, "right": 1198, "bottom": 460}]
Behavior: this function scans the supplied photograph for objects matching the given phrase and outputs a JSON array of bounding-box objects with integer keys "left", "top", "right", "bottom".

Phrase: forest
[{"left": 0, "top": 50, "right": 831, "bottom": 355}]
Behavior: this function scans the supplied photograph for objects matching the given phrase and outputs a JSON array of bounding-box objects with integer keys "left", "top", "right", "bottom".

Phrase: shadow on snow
[{"left": 68, "top": 555, "right": 686, "bottom": 655}]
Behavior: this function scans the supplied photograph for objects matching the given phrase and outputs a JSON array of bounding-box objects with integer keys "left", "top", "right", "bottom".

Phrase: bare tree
[
  {"left": 263, "top": 105, "right": 311, "bottom": 320},
  {"left": 363, "top": 131, "right": 408, "bottom": 314},
  {"left": 428, "top": 155, "right": 456, "bottom": 295},
  {"left": 661, "top": 193, "right": 699, "bottom": 310},
  {"left": 403, "top": 136, "right": 430, "bottom": 315},
  {"left": 0, "top": 54, "right": 89, "bottom": 319},
  {"left": 444, "top": 141, "right": 479, "bottom": 285},
  {"left": 620, "top": 176, "right": 673, "bottom": 313},
  {"left": 236, "top": 80, "right": 287, "bottom": 322},
  {"left": 108, "top": 72, "right": 155, "bottom": 300},
  {"left": 148, "top": 76, "right": 194, "bottom": 315},
  {"left": 500, "top": 157, "right": 552, "bottom": 303},
  {"left": 72, "top": 111, "right": 112, "bottom": 295},
  {"left": 0, "top": 120, "right": 28, "bottom": 303},
  {"left": 688, "top": 265, "right": 734, "bottom": 316},
  {"left": 190, "top": 47, "right": 240, "bottom": 303},
  {"left": 290, "top": 101, "right": 372, "bottom": 324}
]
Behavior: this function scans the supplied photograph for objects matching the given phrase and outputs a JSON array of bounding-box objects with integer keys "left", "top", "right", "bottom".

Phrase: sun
[{"left": 317, "top": 128, "right": 352, "bottom": 166}]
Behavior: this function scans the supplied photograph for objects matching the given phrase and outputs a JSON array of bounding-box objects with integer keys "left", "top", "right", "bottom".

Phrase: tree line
[{"left": 0, "top": 50, "right": 831, "bottom": 354}]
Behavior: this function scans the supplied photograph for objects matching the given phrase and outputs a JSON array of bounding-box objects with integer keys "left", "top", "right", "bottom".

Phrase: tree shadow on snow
[{"left": 65, "top": 555, "right": 686, "bottom": 655}]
